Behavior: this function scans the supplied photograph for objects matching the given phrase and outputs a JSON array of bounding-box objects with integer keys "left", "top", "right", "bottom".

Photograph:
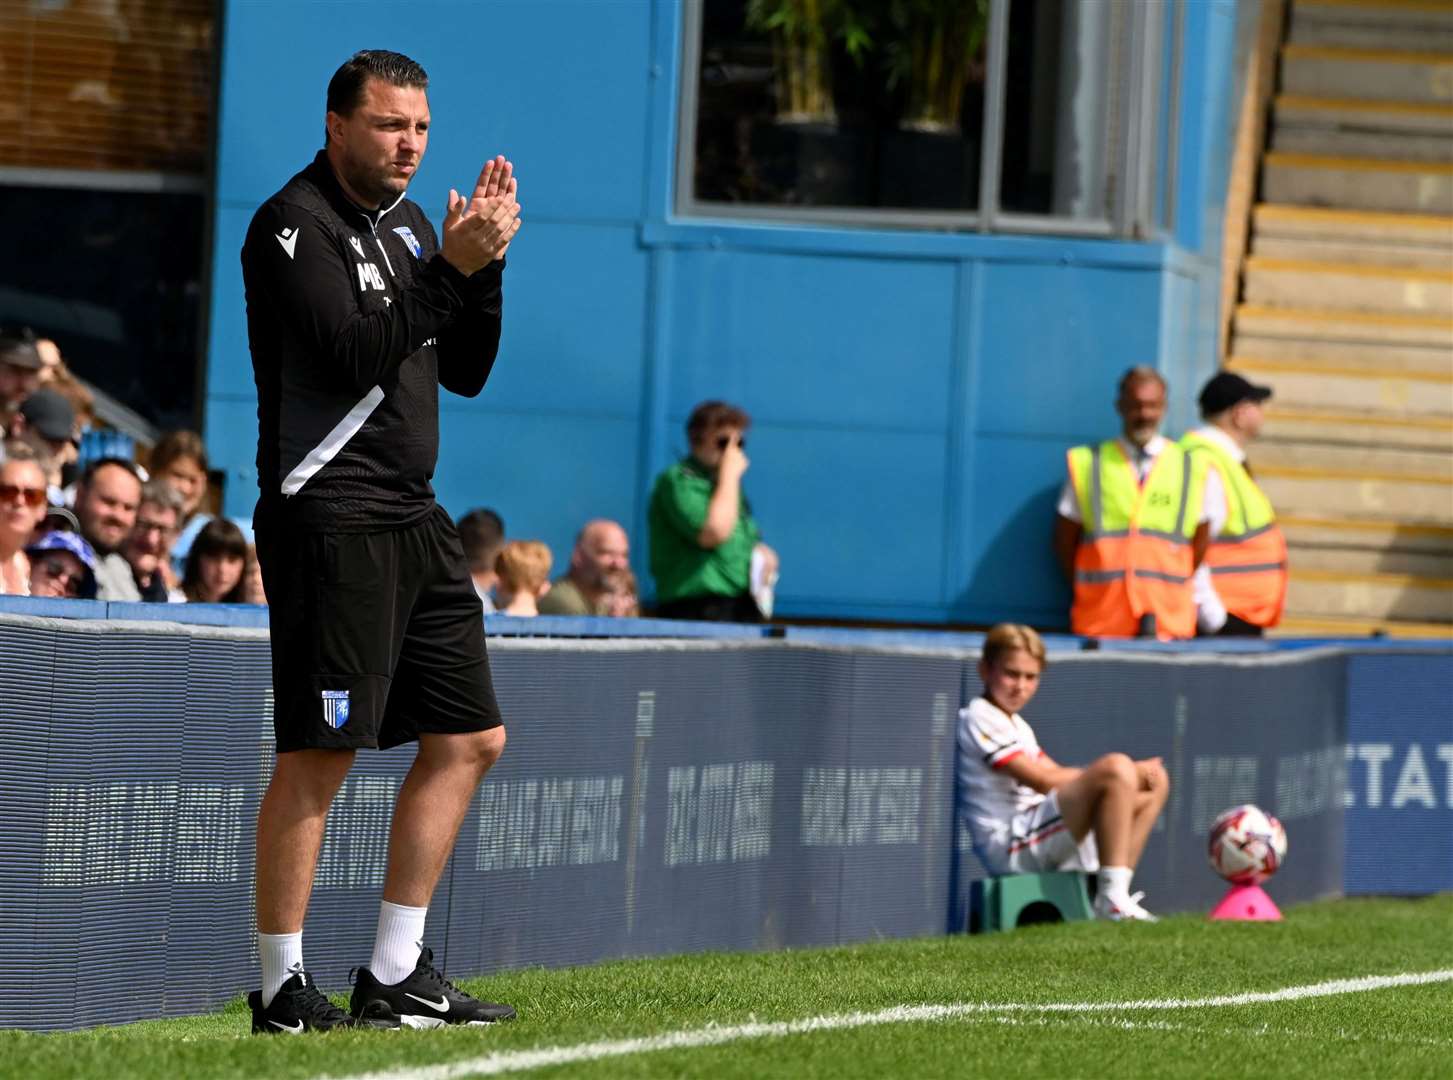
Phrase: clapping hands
[{"left": 441, "top": 155, "right": 522, "bottom": 276}]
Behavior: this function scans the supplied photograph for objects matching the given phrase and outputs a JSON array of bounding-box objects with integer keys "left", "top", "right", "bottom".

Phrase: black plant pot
[
  {"left": 747, "top": 118, "right": 876, "bottom": 207},
  {"left": 877, "top": 127, "right": 980, "bottom": 211}
]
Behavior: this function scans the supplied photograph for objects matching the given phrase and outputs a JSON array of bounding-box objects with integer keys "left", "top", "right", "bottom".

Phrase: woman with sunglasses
[
  {"left": 0, "top": 452, "right": 49, "bottom": 594},
  {"left": 647, "top": 400, "right": 780, "bottom": 622}
]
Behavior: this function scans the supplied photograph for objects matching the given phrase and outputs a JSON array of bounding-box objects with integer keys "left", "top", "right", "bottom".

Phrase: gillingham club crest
[
  {"left": 321, "top": 689, "right": 351, "bottom": 729},
  {"left": 392, "top": 226, "right": 422, "bottom": 258}
]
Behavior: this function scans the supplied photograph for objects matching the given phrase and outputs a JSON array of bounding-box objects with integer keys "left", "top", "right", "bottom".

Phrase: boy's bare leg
[
  {"left": 1125, "top": 760, "right": 1171, "bottom": 867},
  {"left": 1055, "top": 752, "right": 1139, "bottom": 866}
]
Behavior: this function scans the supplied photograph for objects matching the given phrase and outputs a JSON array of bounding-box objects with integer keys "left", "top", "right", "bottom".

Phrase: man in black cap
[
  {"left": 10, "top": 388, "right": 78, "bottom": 504},
  {"left": 1180, "top": 372, "right": 1288, "bottom": 636},
  {"left": 0, "top": 330, "right": 43, "bottom": 429}
]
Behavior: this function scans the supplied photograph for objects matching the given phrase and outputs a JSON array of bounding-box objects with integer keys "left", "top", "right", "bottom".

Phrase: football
[{"left": 1208, "top": 804, "right": 1288, "bottom": 884}]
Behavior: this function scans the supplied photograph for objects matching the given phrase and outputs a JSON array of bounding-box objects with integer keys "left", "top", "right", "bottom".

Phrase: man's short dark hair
[
  {"left": 456, "top": 508, "right": 505, "bottom": 572},
  {"left": 78, "top": 456, "right": 141, "bottom": 490},
  {"left": 326, "top": 50, "right": 429, "bottom": 119}
]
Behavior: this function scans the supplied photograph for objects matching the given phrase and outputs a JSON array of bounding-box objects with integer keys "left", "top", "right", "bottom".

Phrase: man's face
[
  {"left": 1231, "top": 399, "right": 1264, "bottom": 440},
  {"left": 0, "top": 360, "right": 40, "bottom": 408},
  {"left": 576, "top": 524, "right": 630, "bottom": 589},
  {"left": 75, "top": 463, "right": 141, "bottom": 554},
  {"left": 1117, "top": 379, "right": 1166, "bottom": 448},
  {"left": 328, "top": 78, "right": 430, "bottom": 208},
  {"left": 124, "top": 501, "right": 179, "bottom": 576}
]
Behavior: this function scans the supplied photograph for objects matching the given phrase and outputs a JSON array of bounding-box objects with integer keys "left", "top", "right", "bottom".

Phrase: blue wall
[{"left": 206, "top": 0, "right": 1244, "bottom": 626}]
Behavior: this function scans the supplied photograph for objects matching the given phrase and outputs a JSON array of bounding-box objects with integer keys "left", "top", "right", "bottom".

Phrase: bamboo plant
[
  {"left": 745, "top": 0, "right": 873, "bottom": 124},
  {"left": 885, "top": 0, "right": 990, "bottom": 133}
]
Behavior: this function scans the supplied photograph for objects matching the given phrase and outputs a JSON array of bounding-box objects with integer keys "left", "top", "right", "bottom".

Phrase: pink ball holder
[{"left": 1209, "top": 881, "right": 1283, "bottom": 921}]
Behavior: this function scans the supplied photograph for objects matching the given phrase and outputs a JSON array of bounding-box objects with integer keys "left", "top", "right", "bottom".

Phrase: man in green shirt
[
  {"left": 538, "top": 518, "right": 631, "bottom": 616},
  {"left": 648, "top": 400, "right": 779, "bottom": 622}
]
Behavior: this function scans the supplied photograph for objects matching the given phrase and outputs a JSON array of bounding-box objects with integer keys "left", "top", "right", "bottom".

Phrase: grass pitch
[{"left": 3, "top": 895, "right": 1450, "bottom": 1079}]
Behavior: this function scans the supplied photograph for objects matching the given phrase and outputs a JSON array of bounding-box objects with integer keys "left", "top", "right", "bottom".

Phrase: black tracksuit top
[{"left": 242, "top": 150, "right": 503, "bottom": 532}]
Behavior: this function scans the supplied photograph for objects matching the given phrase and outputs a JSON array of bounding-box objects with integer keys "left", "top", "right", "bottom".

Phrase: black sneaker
[
  {"left": 249, "top": 970, "right": 399, "bottom": 1034},
  {"left": 350, "top": 947, "right": 516, "bottom": 1028}
]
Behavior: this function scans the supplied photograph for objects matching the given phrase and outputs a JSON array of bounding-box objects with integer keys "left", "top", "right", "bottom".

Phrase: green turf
[{"left": 4, "top": 895, "right": 1451, "bottom": 1079}]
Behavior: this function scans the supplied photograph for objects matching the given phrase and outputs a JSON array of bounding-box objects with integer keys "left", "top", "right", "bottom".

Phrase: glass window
[
  {"left": 998, "top": 0, "right": 1124, "bottom": 221},
  {"left": 682, "top": 0, "right": 1167, "bottom": 235},
  {"left": 689, "top": 0, "right": 989, "bottom": 212}
]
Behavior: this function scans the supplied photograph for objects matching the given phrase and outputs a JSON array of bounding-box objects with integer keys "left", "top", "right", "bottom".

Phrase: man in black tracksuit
[{"left": 241, "top": 49, "right": 521, "bottom": 1035}]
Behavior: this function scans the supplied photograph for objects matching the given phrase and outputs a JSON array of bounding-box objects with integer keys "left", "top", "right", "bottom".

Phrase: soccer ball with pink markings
[{"left": 1207, "top": 804, "right": 1288, "bottom": 884}]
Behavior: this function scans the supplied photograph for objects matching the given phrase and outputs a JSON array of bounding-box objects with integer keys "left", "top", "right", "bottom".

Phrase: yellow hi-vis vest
[
  {"left": 1067, "top": 440, "right": 1206, "bottom": 640},
  {"left": 1180, "top": 431, "right": 1288, "bottom": 628}
]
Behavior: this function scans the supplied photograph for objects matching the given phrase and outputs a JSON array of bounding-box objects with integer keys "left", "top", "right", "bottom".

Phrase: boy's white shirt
[{"left": 956, "top": 696, "right": 1047, "bottom": 853}]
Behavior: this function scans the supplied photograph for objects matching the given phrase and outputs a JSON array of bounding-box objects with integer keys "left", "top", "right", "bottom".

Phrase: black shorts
[{"left": 255, "top": 503, "right": 502, "bottom": 752}]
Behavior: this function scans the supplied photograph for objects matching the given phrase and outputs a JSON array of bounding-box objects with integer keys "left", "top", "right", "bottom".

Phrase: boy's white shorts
[{"left": 981, "top": 791, "right": 1100, "bottom": 875}]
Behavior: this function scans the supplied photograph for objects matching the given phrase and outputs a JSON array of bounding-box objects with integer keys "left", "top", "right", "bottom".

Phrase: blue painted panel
[
  {"left": 951, "top": 434, "right": 1072, "bottom": 629},
  {"left": 479, "top": 222, "right": 648, "bottom": 415},
  {"left": 205, "top": 396, "right": 262, "bottom": 520},
  {"left": 705, "top": 424, "right": 947, "bottom": 610},
  {"left": 975, "top": 263, "right": 1164, "bottom": 441},
  {"left": 434, "top": 407, "right": 641, "bottom": 576},
  {"left": 216, "top": 0, "right": 651, "bottom": 223},
  {"left": 665, "top": 250, "right": 957, "bottom": 432},
  {"left": 204, "top": 205, "right": 255, "bottom": 399}
]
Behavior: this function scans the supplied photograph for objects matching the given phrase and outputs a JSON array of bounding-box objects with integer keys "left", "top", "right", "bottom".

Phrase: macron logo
[{"left": 275, "top": 226, "right": 300, "bottom": 259}]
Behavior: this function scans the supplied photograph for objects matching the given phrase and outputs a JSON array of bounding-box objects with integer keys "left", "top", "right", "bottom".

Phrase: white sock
[
  {"left": 259, "top": 931, "right": 303, "bottom": 1008},
  {"left": 370, "top": 900, "right": 427, "bottom": 985},
  {"left": 1098, "top": 865, "right": 1134, "bottom": 901}
]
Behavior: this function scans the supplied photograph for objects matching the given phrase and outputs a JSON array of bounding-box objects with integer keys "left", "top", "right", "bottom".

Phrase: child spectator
[
  {"left": 494, "top": 540, "right": 552, "bottom": 617},
  {"left": 599, "top": 567, "right": 640, "bottom": 618},
  {"left": 182, "top": 517, "right": 249, "bottom": 603},
  {"left": 958, "top": 623, "right": 1170, "bottom": 922},
  {"left": 149, "top": 430, "right": 213, "bottom": 577}
]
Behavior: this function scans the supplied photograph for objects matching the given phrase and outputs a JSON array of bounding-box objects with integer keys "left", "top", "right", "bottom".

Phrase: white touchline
[{"left": 315, "top": 970, "right": 1453, "bottom": 1080}]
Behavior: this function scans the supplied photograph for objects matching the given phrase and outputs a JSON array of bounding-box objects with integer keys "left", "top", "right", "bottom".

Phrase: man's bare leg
[
  {"left": 255, "top": 748, "right": 356, "bottom": 932},
  {"left": 381, "top": 726, "right": 506, "bottom": 906}
]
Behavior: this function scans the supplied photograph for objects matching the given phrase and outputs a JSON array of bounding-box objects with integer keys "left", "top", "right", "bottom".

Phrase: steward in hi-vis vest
[
  {"left": 1182, "top": 371, "right": 1284, "bottom": 637},
  {"left": 1065, "top": 439, "right": 1208, "bottom": 639},
  {"left": 1181, "top": 432, "right": 1287, "bottom": 629}
]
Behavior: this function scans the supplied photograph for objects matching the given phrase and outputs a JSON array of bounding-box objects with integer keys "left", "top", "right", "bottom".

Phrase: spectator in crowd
[
  {"left": 73, "top": 457, "right": 144, "bottom": 602},
  {"left": 11, "top": 388, "right": 79, "bottom": 503},
  {"left": 493, "top": 540, "right": 552, "bottom": 617},
  {"left": 47, "top": 366, "right": 96, "bottom": 446},
  {"left": 538, "top": 519, "right": 630, "bottom": 616},
  {"left": 182, "top": 517, "right": 249, "bottom": 603},
  {"left": 1052, "top": 367, "right": 1210, "bottom": 640},
  {"left": 24, "top": 530, "right": 98, "bottom": 600},
  {"left": 32, "top": 504, "right": 81, "bottom": 544},
  {"left": 599, "top": 567, "right": 640, "bottom": 618},
  {"left": 34, "top": 338, "right": 64, "bottom": 384},
  {"left": 149, "top": 430, "right": 213, "bottom": 577},
  {"left": 1181, "top": 372, "right": 1287, "bottom": 637},
  {"left": 648, "top": 400, "right": 780, "bottom": 622},
  {"left": 958, "top": 623, "right": 1170, "bottom": 922},
  {"left": 122, "top": 480, "right": 186, "bottom": 603},
  {"left": 243, "top": 544, "right": 268, "bottom": 605},
  {"left": 0, "top": 329, "right": 43, "bottom": 430},
  {"left": 0, "top": 452, "right": 49, "bottom": 594},
  {"left": 455, "top": 507, "right": 506, "bottom": 611}
]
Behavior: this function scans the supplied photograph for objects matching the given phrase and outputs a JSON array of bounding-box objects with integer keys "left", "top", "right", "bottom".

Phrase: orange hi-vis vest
[
  {"left": 1180, "top": 431, "right": 1288, "bottom": 628},
  {"left": 1067, "top": 440, "right": 1206, "bottom": 640}
]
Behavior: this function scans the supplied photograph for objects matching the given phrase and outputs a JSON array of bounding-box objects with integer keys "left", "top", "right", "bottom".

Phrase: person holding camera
[{"left": 648, "top": 400, "right": 779, "bottom": 622}]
